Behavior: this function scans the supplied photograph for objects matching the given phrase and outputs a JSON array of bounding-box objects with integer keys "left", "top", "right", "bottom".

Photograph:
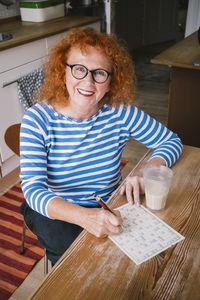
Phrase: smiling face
[{"left": 65, "top": 46, "right": 112, "bottom": 120}]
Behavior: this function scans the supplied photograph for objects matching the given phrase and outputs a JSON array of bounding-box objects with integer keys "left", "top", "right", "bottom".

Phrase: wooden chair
[{"left": 4, "top": 123, "right": 49, "bottom": 275}]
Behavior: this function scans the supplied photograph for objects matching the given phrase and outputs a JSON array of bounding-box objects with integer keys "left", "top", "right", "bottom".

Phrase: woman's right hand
[
  {"left": 80, "top": 207, "right": 123, "bottom": 238},
  {"left": 47, "top": 197, "right": 123, "bottom": 238}
]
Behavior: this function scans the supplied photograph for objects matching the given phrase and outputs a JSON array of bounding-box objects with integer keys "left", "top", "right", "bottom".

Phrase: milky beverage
[
  {"left": 143, "top": 166, "right": 173, "bottom": 211},
  {"left": 145, "top": 184, "right": 169, "bottom": 210}
]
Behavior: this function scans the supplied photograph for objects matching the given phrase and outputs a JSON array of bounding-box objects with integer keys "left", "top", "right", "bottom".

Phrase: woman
[{"left": 20, "top": 28, "right": 182, "bottom": 265}]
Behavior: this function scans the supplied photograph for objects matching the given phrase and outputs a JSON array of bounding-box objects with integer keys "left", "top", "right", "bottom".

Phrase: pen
[
  {"left": 93, "top": 193, "right": 113, "bottom": 214},
  {"left": 93, "top": 193, "right": 124, "bottom": 231}
]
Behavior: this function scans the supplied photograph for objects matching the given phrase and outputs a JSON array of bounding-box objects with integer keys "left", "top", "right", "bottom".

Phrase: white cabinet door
[
  {"left": 0, "top": 77, "right": 24, "bottom": 162},
  {"left": 0, "top": 78, "right": 23, "bottom": 177},
  {"left": 0, "top": 58, "right": 42, "bottom": 177}
]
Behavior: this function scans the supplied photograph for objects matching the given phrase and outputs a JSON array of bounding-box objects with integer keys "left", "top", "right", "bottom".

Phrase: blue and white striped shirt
[{"left": 20, "top": 102, "right": 182, "bottom": 217}]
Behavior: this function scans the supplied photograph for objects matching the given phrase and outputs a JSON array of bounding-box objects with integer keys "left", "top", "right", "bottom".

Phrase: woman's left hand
[
  {"left": 120, "top": 174, "right": 145, "bottom": 205},
  {"left": 120, "top": 157, "right": 167, "bottom": 205}
]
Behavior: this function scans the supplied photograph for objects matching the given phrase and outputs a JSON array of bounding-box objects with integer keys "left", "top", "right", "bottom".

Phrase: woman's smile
[{"left": 77, "top": 88, "right": 95, "bottom": 97}]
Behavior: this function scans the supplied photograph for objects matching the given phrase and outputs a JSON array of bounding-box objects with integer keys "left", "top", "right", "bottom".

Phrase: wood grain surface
[
  {"left": 151, "top": 31, "right": 200, "bottom": 70},
  {"left": 0, "top": 16, "right": 101, "bottom": 51},
  {"left": 28, "top": 145, "right": 200, "bottom": 300}
]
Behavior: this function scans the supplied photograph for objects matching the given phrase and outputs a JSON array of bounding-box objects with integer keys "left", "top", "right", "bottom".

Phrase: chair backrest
[{"left": 4, "top": 123, "right": 21, "bottom": 157}]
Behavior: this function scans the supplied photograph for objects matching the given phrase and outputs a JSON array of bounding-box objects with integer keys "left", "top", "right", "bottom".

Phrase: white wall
[
  {"left": 185, "top": 0, "right": 200, "bottom": 37},
  {"left": 0, "top": 0, "right": 20, "bottom": 19}
]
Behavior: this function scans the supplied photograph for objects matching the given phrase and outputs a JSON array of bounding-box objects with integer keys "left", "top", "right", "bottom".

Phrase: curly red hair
[{"left": 37, "top": 27, "right": 137, "bottom": 106}]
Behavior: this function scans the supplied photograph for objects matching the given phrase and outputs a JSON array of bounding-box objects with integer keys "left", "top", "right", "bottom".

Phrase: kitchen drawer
[
  {"left": 46, "top": 31, "right": 69, "bottom": 53},
  {"left": 1, "top": 58, "right": 42, "bottom": 88},
  {"left": 79, "top": 21, "right": 100, "bottom": 32},
  {"left": 46, "top": 21, "right": 100, "bottom": 52},
  {"left": 0, "top": 38, "right": 46, "bottom": 73}
]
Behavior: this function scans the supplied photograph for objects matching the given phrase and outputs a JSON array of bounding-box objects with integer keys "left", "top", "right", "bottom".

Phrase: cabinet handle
[{"left": 2, "top": 79, "right": 18, "bottom": 88}]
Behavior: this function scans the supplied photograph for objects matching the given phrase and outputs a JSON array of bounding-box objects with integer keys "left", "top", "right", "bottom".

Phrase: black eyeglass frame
[{"left": 65, "top": 63, "right": 112, "bottom": 84}]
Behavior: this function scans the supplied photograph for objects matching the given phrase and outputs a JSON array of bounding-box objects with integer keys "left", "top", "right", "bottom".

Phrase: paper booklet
[{"left": 109, "top": 203, "right": 184, "bottom": 265}]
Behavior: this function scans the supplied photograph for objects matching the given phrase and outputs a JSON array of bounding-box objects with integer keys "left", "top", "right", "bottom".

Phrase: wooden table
[
  {"left": 151, "top": 31, "right": 200, "bottom": 148},
  {"left": 28, "top": 145, "right": 200, "bottom": 300}
]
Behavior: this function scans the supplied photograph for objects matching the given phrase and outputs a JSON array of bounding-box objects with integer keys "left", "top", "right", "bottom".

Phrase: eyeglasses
[{"left": 65, "top": 63, "right": 112, "bottom": 84}]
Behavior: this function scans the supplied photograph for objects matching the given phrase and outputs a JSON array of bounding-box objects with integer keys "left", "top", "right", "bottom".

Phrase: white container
[{"left": 20, "top": 0, "right": 65, "bottom": 22}]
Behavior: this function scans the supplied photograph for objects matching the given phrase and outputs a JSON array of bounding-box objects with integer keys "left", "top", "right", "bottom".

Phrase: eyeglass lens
[{"left": 72, "top": 65, "right": 109, "bottom": 83}]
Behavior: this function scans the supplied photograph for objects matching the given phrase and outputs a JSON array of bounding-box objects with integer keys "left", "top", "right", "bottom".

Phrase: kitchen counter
[
  {"left": 0, "top": 16, "right": 101, "bottom": 51},
  {"left": 151, "top": 31, "right": 200, "bottom": 70}
]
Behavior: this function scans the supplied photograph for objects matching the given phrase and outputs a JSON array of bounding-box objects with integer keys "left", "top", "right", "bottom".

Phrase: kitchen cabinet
[
  {"left": 0, "top": 19, "right": 100, "bottom": 177},
  {"left": 0, "top": 39, "right": 45, "bottom": 177},
  {"left": 114, "top": 0, "right": 179, "bottom": 50}
]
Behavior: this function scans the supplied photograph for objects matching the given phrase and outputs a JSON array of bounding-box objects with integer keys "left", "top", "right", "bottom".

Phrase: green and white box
[{"left": 20, "top": 0, "right": 65, "bottom": 22}]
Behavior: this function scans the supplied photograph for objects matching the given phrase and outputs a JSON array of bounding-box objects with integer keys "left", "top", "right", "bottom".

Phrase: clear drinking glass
[{"left": 143, "top": 165, "right": 173, "bottom": 211}]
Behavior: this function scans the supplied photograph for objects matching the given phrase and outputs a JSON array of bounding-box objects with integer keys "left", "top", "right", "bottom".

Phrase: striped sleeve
[
  {"left": 125, "top": 105, "right": 183, "bottom": 166},
  {"left": 20, "top": 106, "right": 58, "bottom": 217}
]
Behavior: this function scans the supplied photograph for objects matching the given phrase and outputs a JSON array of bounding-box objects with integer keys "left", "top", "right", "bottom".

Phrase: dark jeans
[{"left": 20, "top": 201, "right": 84, "bottom": 266}]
